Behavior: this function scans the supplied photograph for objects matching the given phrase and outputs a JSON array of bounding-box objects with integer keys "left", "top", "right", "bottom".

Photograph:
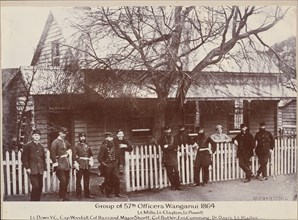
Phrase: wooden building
[{"left": 2, "top": 8, "right": 296, "bottom": 159}]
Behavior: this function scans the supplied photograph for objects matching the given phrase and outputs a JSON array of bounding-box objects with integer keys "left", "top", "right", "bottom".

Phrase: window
[
  {"left": 51, "top": 41, "right": 60, "bottom": 66},
  {"left": 228, "top": 99, "right": 244, "bottom": 132},
  {"left": 131, "top": 116, "right": 152, "bottom": 136}
]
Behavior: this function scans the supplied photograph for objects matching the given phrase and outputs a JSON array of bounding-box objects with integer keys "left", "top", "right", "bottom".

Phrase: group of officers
[{"left": 21, "top": 122, "right": 274, "bottom": 201}]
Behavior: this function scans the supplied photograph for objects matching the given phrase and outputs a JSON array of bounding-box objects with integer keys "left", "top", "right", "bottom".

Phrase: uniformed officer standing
[
  {"left": 73, "top": 132, "right": 94, "bottom": 199},
  {"left": 97, "top": 132, "right": 122, "bottom": 198},
  {"left": 113, "top": 129, "right": 133, "bottom": 173},
  {"left": 233, "top": 124, "right": 255, "bottom": 182},
  {"left": 191, "top": 128, "right": 215, "bottom": 187},
  {"left": 254, "top": 122, "right": 275, "bottom": 181},
  {"left": 160, "top": 126, "right": 182, "bottom": 190},
  {"left": 21, "top": 129, "right": 47, "bottom": 201},
  {"left": 50, "top": 127, "right": 72, "bottom": 201}
]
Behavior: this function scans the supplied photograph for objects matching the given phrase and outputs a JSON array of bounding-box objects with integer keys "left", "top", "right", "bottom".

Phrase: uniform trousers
[
  {"left": 76, "top": 169, "right": 90, "bottom": 196},
  {"left": 56, "top": 169, "right": 70, "bottom": 199},
  {"left": 103, "top": 161, "right": 120, "bottom": 196},
  {"left": 257, "top": 154, "right": 270, "bottom": 177},
  {"left": 194, "top": 165, "right": 209, "bottom": 185},
  {"left": 238, "top": 155, "right": 253, "bottom": 179},
  {"left": 165, "top": 165, "right": 181, "bottom": 189},
  {"left": 29, "top": 174, "right": 43, "bottom": 201}
]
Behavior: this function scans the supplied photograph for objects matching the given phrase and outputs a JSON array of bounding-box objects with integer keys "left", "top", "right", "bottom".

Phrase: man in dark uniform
[
  {"left": 191, "top": 128, "right": 215, "bottom": 187},
  {"left": 73, "top": 132, "right": 94, "bottom": 199},
  {"left": 113, "top": 129, "right": 133, "bottom": 173},
  {"left": 50, "top": 127, "right": 72, "bottom": 201},
  {"left": 21, "top": 129, "right": 47, "bottom": 201},
  {"left": 233, "top": 124, "right": 255, "bottom": 182},
  {"left": 160, "top": 126, "right": 181, "bottom": 190},
  {"left": 97, "top": 132, "right": 122, "bottom": 198},
  {"left": 254, "top": 122, "right": 275, "bottom": 181}
]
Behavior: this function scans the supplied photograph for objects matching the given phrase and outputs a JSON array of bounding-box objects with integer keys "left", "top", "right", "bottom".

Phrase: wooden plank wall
[
  {"left": 281, "top": 100, "right": 296, "bottom": 127},
  {"left": 36, "top": 18, "right": 71, "bottom": 67}
]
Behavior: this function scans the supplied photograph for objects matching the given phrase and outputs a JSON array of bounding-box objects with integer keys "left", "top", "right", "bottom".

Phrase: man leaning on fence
[
  {"left": 210, "top": 125, "right": 232, "bottom": 143},
  {"left": 160, "top": 126, "right": 182, "bottom": 190},
  {"left": 114, "top": 129, "right": 133, "bottom": 174},
  {"left": 233, "top": 123, "right": 255, "bottom": 183},
  {"left": 72, "top": 132, "right": 94, "bottom": 199},
  {"left": 254, "top": 122, "right": 275, "bottom": 181},
  {"left": 50, "top": 127, "right": 72, "bottom": 201},
  {"left": 21, "top": 129, "right": 47, "bottom": 201}
]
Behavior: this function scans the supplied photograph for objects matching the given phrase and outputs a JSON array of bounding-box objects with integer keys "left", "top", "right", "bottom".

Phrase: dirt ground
[{"left": 3, "top": 173, "right": 297, "bottom": 202}]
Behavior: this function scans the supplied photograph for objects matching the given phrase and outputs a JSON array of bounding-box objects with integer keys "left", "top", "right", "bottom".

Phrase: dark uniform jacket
[
  {"left": 72, "top": 142, "right": 93, "bottom": 169},
  {"left": 233, "top": 131, "right": 255, "bottom": 158},
  {"left": 21, "top": 141, "right": 47, "bottom": 175},
  {"left": 255, "top": 129, "right": 274, "bottom": 156},
  {"left": 195, "top": 134, "right": 214, "bottom": 166},
  {"left": 98, "top": 140, "right": 119, "bottom": 165},
  {"left": 114, "top": 138, "right": 133, "bottom": 165},
  {"left": 50, "top": 137, "right": 71, "bottom": 170},
  {"left": 160, "top": 134, "right": 178, "bottom": 166}
]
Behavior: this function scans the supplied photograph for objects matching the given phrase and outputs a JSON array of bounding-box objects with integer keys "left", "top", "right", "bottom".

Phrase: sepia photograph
[{"left": 1, "top": 1, "right": 297, "bottom": 220}]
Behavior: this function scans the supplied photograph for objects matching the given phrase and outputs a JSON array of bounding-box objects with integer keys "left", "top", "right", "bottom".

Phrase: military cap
[
  {"left": 32, "top": 129, "right": 41, "bottom": 135},
  {"left": 78, "top": 132, "right": 86, "bottom": 137}
]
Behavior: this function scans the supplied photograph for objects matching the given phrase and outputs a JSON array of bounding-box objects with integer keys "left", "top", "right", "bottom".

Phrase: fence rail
[{"left": 2, "top": 137, "right": 297, "bottom": 195}]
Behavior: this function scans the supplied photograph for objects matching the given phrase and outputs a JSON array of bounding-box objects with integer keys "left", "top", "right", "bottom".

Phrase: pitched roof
[
  {"left": 31, "top": 7, "right": 283, "bottom": 74},
  {"left": 2, "top": 68, "right": 20, "bottom": 90}
]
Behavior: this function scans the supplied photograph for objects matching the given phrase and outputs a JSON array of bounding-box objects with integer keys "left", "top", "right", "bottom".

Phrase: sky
[{"left": 1, "top": 5, "right": 297, "bottom": 69}]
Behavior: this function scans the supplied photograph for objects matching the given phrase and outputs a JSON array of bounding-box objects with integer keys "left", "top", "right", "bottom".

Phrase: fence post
[
  {"left": 17, "top": 151, "right": 23, "bottom": 195},
  {"left": 5, "top": 151, "right": 11, "bottom": 196},
  {"left": 149, "top": 145, "right": 153, "bottom": 189},
  {"left": 135, "top": 146, "right": 140, "bottom": 191},
  {"left": 153, "top": 146, "right": 158, "bottom": 189},
  {"left": 190, "top": 144, "right": 194, "bottom": 183},
  {"left": 140, "top": 146, "right": 145, "bottom": 190},
  {"left": 131, "top": 147, "right": 136, "bottom": 191},
  {"left": 11, "top": 151, "right": 17, "bottom": 195},
  {"left": 227, "top": 143, "right": 231, "bottom": 180},
  {"left": 144, "top": 145, "right": 149, "bottom": 189},
  {"left": 287, "top": 138, "right": 291, "bottom": 174}
]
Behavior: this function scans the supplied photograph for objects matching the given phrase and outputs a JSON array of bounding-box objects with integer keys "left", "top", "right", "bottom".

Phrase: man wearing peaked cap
[
  {"left": 73, "top": 132, "right": 94, "bottom": 199},
  {"left": 233, "top": 124, "right": 255, "bottom": 183},
  {"left": 254, "top": 122, "right": 275, "bottom": 181},
  {"left": 50, "top": 126, "right": 72, "bottom": 201},
  {"left": 21, "top": 129, "right": 47, "bottom": 201},
  {"left": 98, "top": 132, "right": 123, "bottom": 198}
]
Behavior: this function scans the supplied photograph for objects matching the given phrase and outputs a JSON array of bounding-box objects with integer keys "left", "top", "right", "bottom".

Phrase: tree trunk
[{"left": 151, "top": 95, "right": 167, "bottom": 145}]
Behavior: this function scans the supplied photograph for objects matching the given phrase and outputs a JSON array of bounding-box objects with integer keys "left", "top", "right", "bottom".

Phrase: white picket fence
[
  {"left": 124, "top": 137, "right": 297, "bottom": 192},
  {"left": 2, "top": 150, "right": 75, "bottom": 196},
  {"left": 2, "top": 137, "right": 297, "bottom": 195}
]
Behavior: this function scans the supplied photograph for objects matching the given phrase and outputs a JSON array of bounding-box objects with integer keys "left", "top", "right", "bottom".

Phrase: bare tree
[{"left": 62, "top": 6, "right": 289, "bottom": 140}]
